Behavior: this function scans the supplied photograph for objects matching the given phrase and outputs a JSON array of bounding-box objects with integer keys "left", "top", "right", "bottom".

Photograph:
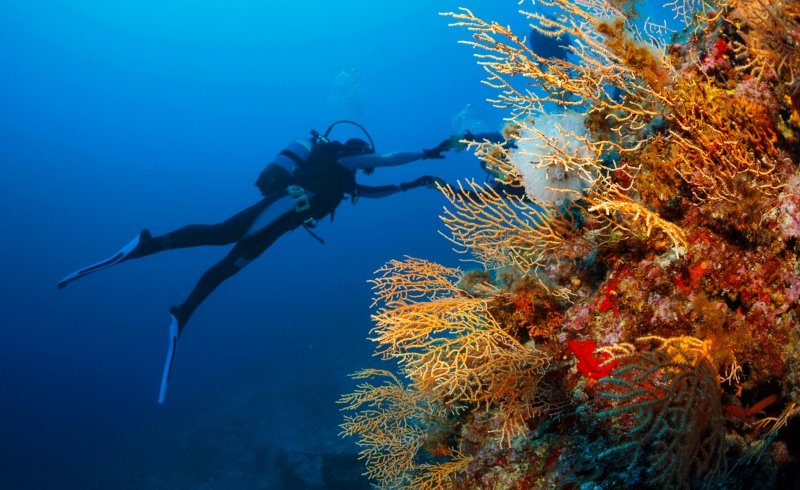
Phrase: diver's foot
[
  {"left": 159, "top": 311, "right": 181, "bottom": 404},
  {"left": 57, "top": 229, "right": 152, "bottom": 289},
  {"left": 169, "top": 305, "right": 188, "bottom": 337},
  {"left": 127, "top": 229, "right": 152, "bottom": 259}
]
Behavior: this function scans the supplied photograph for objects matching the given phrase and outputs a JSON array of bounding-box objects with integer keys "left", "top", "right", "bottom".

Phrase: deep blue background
[{"left": 0, "top": 1, "right": 674, "bottom": 488}]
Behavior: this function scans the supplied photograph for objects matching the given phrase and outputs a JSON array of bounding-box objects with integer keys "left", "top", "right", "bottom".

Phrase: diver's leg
[
  {"left": 158, "top": 199, "right": 296, "bottom": 404},
  {"left": 131, "top": 197, "right": 275, "bottom": 258},
  {"left": 158, "top": 193, "right": 302, "bottom": 403},
  {"left": 158, "top": 222, "right": 295, "bottom": 404},
  {"left": 57, "top": 197, "right": 274, "bottom": 288},
  {"left": 169, "top": 195, "right": 302, "bottom": 334}
]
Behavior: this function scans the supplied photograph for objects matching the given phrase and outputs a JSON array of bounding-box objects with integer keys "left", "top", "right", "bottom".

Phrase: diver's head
[{"left": 341, "top": 138, "right": 374, "bottom": 157}]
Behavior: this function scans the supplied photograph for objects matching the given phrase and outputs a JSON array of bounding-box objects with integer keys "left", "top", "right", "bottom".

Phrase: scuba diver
[{"left": 57, "top": 120, "right": 450, "bottom": 403}]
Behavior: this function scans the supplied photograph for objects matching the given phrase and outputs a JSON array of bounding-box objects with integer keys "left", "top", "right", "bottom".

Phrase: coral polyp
[{"left": 340, "top": 1, "right": 800, "bottom": 488}]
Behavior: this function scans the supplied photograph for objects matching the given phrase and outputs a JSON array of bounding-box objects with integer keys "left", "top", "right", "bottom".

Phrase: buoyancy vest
[{"left": 255, "top": 137, "right": 358, "bottom": 220}]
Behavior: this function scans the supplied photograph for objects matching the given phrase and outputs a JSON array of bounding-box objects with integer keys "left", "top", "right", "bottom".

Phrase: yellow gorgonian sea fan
[{"left": 370, "top": 257, "right": 552, "bottom": 443}]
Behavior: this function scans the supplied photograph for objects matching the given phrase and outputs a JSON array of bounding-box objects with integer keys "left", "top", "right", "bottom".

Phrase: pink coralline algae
[{"left": 776, "top": 176, "right": 800, "bottom": 240}]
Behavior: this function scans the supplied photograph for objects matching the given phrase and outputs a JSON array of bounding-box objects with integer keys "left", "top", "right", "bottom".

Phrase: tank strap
[
  {"left": 286, "top": 185, "right": 326, "bottom": 244},
  {"left": 302, "top": 224, "right": 325, "bottom": 244}
]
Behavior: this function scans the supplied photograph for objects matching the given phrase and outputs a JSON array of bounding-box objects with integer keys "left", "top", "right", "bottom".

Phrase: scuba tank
[
  {"left": 255, "top": 120, "right": 375, "bottom": 196},
  {"left": 255, "top": 138, "right": 313, "bottom": 196}
]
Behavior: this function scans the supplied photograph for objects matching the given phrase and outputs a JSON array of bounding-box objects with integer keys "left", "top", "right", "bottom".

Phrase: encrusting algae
[{"left": 339, "top": 0, "right": 800, "bottom": 488}]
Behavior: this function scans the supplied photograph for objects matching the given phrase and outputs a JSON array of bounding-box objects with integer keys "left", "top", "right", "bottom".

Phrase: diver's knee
[{"left": 232, "top": 257, "right": 253, "bottom": 270}]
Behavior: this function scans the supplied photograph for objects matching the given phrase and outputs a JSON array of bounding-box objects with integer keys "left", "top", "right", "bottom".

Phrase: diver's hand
[
  {"left": 460, "top": 130, "right": 505, "bottom": 144},
  {"left": 401, "top": 175, "right": 447, "bottom": 191},
  {"left": 418, "top": 175, "right": 447, "bottom": 189},
  {"left": 446, "top": 130, "right": 477, "bottom": 152},
  {"left": 422, "top": 139, "right": 451, "bottom": 159},
  {"left": 422, "top": 148, "right": 446, "bottom": 159}
]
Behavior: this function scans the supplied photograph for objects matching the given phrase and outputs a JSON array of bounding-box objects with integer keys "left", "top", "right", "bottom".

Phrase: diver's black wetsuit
[
  {"left": 55, "top": 128, "right": 451, "bottom": 403},
  {"left": 129, "top": 191, "right": 303, "bottom": 331},
  {"left": 117, "top": 147, "right": 443, "bottom": 333}
]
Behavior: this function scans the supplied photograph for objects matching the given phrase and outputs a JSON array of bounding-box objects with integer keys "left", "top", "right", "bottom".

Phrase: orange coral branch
[{"left": 724, "top": 393, "right": 779, "bottom": 424}]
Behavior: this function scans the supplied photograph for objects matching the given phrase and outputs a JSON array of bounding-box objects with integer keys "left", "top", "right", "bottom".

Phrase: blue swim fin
[
  {"left": 158, "top": 313, "right": 179, "bottom": 404},
  {"left": 57, "top": 230, "right": 151, "bottom": 288}
]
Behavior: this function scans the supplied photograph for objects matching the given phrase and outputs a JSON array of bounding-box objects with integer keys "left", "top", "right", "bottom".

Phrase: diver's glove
[
  {"left": 445, "top": 130, "right": 478, "bottom": 152},
  {"left": 400, "top": 175, "right": 447, "bottom": 191},
  {"left": 461, "top": 130, "right": 505, "bottom": 144},
  {"left": 422, "top": 139, "right": 451, "bottom": 159}
]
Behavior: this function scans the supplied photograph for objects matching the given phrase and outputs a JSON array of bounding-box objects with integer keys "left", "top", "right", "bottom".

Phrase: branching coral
[
  {"left": 341, "top": 0, "right": 800, "bottom": 488},
  {"left": 439, "top": 180, "right": 587, "bottom": 291},
  {"left": 370, "top": 257, "right": 552, "bottom": 444},
  {"left": 587, "top": 188, "right": 689, "bottom": 255},
  {"left": 446, "top": 3, "right": 692, "bottom": 258},
  {"left": 729, "top": 0, "right": 800, "bottom": 86},
  {"left": 595, "top": 336, "right": 727, "bottom": 489},
  {"left": 665, "top": 0, "right": 731, "bottom": 27},
  {"left": 450, "top": 2, "right": 670, "bottom": 125},
  {"left": 338, "top": 369, "right": 470, "bottom": 489},
  {"left": 665, "top": 79, "right": 786, "bottom": 205}
]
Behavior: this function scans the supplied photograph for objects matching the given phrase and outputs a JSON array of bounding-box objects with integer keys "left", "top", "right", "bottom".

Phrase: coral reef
[
  {"left": 340, "top": 0, "right": 800, "bottom": 488},
  {"left": 509, "top": 112, "right": 597, "bottom": 203}
]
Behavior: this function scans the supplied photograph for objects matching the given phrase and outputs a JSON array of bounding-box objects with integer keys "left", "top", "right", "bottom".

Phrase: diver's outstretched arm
[
  {"left": 355, "top": 176, "right": 447, "bottom": 199},
  {"left": 447, "top": 130, "right": 506, "bottom": 152},
  {"left": 338, "top": 151, "right": 427, "bottom": 171}
]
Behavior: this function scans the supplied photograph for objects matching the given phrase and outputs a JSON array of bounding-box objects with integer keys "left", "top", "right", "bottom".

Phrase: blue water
[{"left": 0, "top": 1, "right": 676, "bottom": 488}]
